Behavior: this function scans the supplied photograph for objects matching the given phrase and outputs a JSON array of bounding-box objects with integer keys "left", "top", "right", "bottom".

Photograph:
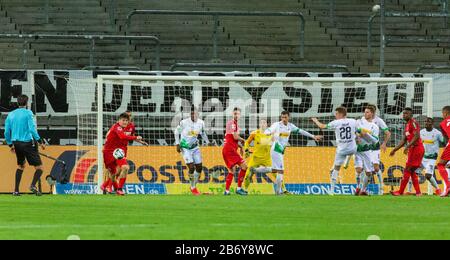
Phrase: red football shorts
[
  {"left": 222, "top": 147, "right": 245, "bottom": 170},
  {"left": 103, "top": 150, "right": 128, "bottom": 176},
  {"left": 406, "top": 145, "right": 425, "bottom": 168}
]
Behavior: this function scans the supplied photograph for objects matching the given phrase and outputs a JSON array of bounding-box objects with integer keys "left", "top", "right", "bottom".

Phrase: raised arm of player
[
  {"left": 311, "top": 118, "right": 328, "bottom": 129},
  {"left": 200, "top": 121, "right": 210, "bottom": 145},
  {"left": 293, "top": 125, "right": 323, "bottom": 142},
  {"left": 174, "top": 121, "right": 182, "bottom": 152}
]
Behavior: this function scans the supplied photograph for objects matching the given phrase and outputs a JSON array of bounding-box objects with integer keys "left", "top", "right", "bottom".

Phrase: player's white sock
[
  {"left": 376, "top": 170, "right": 384, "bottom": 187},
  {"left": 276, "top": 174, "right": 284, "bottom": 194},
  {"left": 356, "top": 171, "right": 362, "bottom": 189},
  {"left": 428, "top": 176, "right": 439, "bottom": 189},
  {"left": 362, "top": 173, "right": 370, "bottom": 192},
  {"left": 194, "top": 171, "right": 200, "bottom": 187},
  {"left": 408, "top": 179, "right": 413, "bottom": 193},
  {"left": 330, "top": 170, "right": 339, "bottom": 195}
]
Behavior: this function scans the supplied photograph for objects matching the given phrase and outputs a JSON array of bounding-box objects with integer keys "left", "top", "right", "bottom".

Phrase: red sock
[
  {"left": 437, "top": 164, "right": 450, "bottom": 188},
  {"left": 225, "top": 172, "right": 234, "bottom": 191},
  {"left": 411, "top": 172, "right": 421, "bottom": 194},
  {"left": 112, "top": 181, "right": 119, "bottom": 191},
  {"left": 399, "top": 170, "right": 412, "bottom": 194},
  {"left": 118, "top": 178, "right": 127, "bottom": 189},
  {"left": 237, "top": 169, "right": 246, "bottom": 188},
  {"left": 102, "top": 179, "right": 111, "bottom": 189}
]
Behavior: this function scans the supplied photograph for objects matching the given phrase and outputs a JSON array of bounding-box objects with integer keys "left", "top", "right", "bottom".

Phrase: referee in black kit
[{"left": 4, "top": 95, "right": 46, "bottom": 196}]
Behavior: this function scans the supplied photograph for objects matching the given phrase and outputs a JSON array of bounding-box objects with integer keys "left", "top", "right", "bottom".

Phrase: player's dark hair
[
  {"left": 119, "top": 112, "right": 130, "bottom": 120},
  {"left": 336, "top": 106, "right": 347, "bottom": 116},
  {"left": 404, "top": 107, "right": 413, "bottom": 113},
  {"left": 426, "top": 117, "right": 434, "bottom": 122},
  {"left": 17, "top": 95, "right": 29, "bottom": 107},
  {"left": 443, "top": 106, "right": 450, "bottom": 114},
  {"left": 233, "top": 107, "right": 241, "bottom": 112},
  {"left": 281, "top": 111, "right": 290, "bottom": 116}
]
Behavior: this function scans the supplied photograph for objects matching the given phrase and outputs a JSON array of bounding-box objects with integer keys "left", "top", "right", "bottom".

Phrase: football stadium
[{"left": 0, "top": 0, "right": 450, "bottom": 244}]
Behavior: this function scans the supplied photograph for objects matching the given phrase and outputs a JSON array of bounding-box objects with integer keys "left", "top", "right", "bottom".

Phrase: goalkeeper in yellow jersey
[{"left": 244, "top": 119, "right": 287, "bottom": 193}]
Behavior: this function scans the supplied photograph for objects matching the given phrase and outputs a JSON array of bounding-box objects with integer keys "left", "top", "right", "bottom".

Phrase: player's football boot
[
  {"left": 283, "top": 190, "right": 292, "bottom": 195},
  {"left": 355, "top": 188, "right": 361, "bottom": 196},
  {"left": 390, "top": 191, "right": 403, "bottom": 196},
  {"left": 359, "top": 191, "right": 369, "bottom": 196},
  {"left": 415, "top": 193, "right": 423, "bottom": 197},
  {"left": 190, "top": 187, "right": 201, "bottom": 196},
  {"left": 435, "top": 189, "right": 442, "bottom": 196},
  {"left": 100, "top": 183, "right": 112, "bottom": 195},
  {"left": 12, "top": 192, "right": 21, "bottom": 197},
  {"left": 440, "top": 187, "right": 450, "bottom": 197},
  {"left": 236, "top": 189, "right": 248, "bottom": 196},
  {"left": 30, "top": 186, "right": 42, "bottom": 196},
  {"left": 224, "top": 190, "right": 231, "bottom": 196},
  {"left": 116, "top": 189, "right": 125, "bottom": 196}
]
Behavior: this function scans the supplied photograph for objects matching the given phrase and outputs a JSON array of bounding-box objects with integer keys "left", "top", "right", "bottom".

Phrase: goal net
[{"left": 55, "top": 75, "right": 435, "bottom": 195}]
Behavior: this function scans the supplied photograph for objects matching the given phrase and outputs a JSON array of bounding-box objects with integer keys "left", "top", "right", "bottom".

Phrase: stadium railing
[
  {"left": 169, "top": 63, "right": 350, "bottom": 72},
  {"left": 367, "top": 0, "right": 450, "bottom": 75},
  {"left": 125, "top": 10, "right": 306, "bottom": 60},
  {"left": 0, "top": 34, "right": 161, "bottom": 70}
]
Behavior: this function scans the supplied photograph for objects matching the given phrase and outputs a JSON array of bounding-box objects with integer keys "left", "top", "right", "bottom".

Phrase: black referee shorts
[{"left": 13, "top": 141, "right": 42, "bottom": 167}]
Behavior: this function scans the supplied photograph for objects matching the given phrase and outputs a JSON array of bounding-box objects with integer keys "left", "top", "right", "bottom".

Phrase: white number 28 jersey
[{"left": 327, "top": 118, "right": 358, "bottom": 154}]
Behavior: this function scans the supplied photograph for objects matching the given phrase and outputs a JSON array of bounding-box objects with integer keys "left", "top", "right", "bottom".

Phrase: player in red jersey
[
  {"left": 101, "top": 113, "right": 147, "bottom": 196},
  {"left": 390, "top": 108, "right": 425, "bottom": 196},
  {"left": 104, "top": 111, "right": 137, "bottom": 193},
  {"left": 438, "top": 106, "right": 450, "bottom": 197},
  {"left": 222, "top": 107, "right": 248, "bottom": 196}
]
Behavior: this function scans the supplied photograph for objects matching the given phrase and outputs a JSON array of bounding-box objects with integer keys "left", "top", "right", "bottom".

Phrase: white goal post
[{"left": 95, "top": 75, "right": 433, "bottom": 195}]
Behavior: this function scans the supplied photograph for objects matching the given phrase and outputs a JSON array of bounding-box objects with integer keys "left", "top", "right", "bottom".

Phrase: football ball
[
  {"left": 372, "top": 5, "right": 381, "bottom": 12},
  {"left": 113, "top": 148, "right": 125, "bottom": 160}
]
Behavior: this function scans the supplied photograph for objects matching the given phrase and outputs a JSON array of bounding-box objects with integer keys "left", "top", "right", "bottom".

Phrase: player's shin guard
[
  {"left": 15, "top": 169, "right": 24, "bottom": 193},
  {"left": 31, "top": 169, "right": 43, "bottom": 188},
  {"left": 225, "top": 172, "right": 234, "bottom": 192},
  {"left": 437, "top": 164, "right": 450, "bottom": 188},
  {"left": 398, "top": 171, "right": 412, "bottom": 195},
  {"left": 411, "top": 172, "right": 421, "bottom": 194},
  {"left": 237, "top": 169, "right": 246, "bottom": 189}
]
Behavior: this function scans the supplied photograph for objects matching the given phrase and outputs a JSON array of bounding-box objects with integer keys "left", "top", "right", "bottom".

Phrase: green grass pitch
[{"left": 0, "top": 195, "right": 449, "bottom": 240}]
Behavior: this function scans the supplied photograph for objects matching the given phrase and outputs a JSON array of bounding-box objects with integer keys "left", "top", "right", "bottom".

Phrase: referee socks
[
  {"left": 15, "top": 169, "right": 24, "bottom": 193},
  {"left": 31, "top": 169, "right": 43, "bottom": 188}
]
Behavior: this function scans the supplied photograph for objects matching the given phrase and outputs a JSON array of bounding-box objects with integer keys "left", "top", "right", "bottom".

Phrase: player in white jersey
[
  {"left": 265, "top": 111, "right": 323, "bottom": 195},
  {"left": 174, "top": 109, "right": 210, "bottom": 195},
  {"left": 417, "top": 117, "right": 444, "bottom": 195},
  {"left": 313, "top": 107, "right": 358, "bottom": 195},
  {"left": 361, "top": 104, "right": 391, "bottom": 195},
  {"left": 355, "top": 107, "right": 380, "bottom": 196}
]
